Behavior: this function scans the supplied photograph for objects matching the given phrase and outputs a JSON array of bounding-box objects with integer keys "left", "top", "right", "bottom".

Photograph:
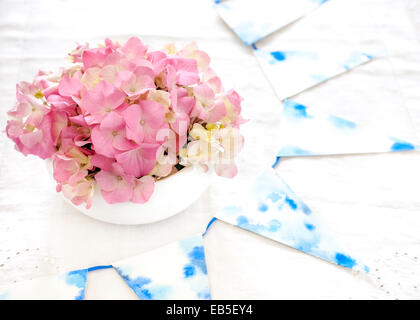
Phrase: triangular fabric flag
[
  {"left": 113, "top": 234, "right": 211, "bottom": 300},
  {"left": 275, "top": 99, "right": 419, "bottom": 159},
  {"left": 254, "top": 46, "right": 375, "bottom": 100},
  {"left": 216, "top": 169, "right": 368, "bottom": 272},
  {"left": 0, "top": 269, "right": 88, "bottom": 300},
  {"left": 214, "top": 0, "right": 329, "bottom": 46}
]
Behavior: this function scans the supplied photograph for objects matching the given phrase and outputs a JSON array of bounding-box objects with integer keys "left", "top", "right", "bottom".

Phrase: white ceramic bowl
[{"left": 46, "top": 162, "right": 210, "bottom": 225}]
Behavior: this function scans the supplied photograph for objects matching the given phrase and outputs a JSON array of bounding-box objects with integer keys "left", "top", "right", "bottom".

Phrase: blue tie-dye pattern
[
  {"left": 267, "top": 51, "right": 319, "bottom": 64},
  {"left": 283, "top": 99, "right": 312, "bottom": 119},
  {"left": 64, "top": 269, "right": 88, "bottom": 300},
  {"left": 232, "top": 21, "right": 260, "bottom": 46},
  {"left": 113, "top": 235, "right": 210, "bottom": 300},
  {"left": 188, "top": 246, "right": 207, "bottom": 275},
  {"left": 0, "top": 293, "right": 8, "bottom": 300},
  {"left": 278, "top": 145, "right": 313, "bottom": 156},
  {"left": 301, "top": 203, "right": 312, "bottom": 215},
  {"left": 305, "top": 223, "right": 316, "bottom": 231},
  {"left": 258, "top": 203, "right": 269, "bottom": 212},
  {"left": 218, "top": 170, "right": 367, "bottom": 272},
  {"left": 252, "top": 170, "right": 312, "bottom": 215},
  {"left": 390, "top": 141, "right": 415, "bottom": 152},
  {"left": 198, "top": 292, "right": 212, "bottom": 300},
  {"left": 270, "top": 51, "right": 286, "bottom": 61},
  {"left": 329, "top": 115, "right": 357, "bottom": 130},
  {"left": 179, "top": 236, "right": 211, "bottom": 299},
  {"left": 237, "top": 215, "right": 282, "bottom": 233},
  {"left": 285, "top": 196, "right": 298, "bottom": 210},
  {"left": 335, "top": 253, "right": 357, "bottom": 269},
  {"left": 114, "top": 266, "right": 172, "bottom": 300},
  {"left": 237, "top": 215, "right": 320, "bottom": 254},
  {"left": 216, "top": 0, "right": 329, "bottom": 45},
  {"left": 147, "top": 285, "right": 173, "bottom": 299},
  {"left": 183, "top": 265, "right": 196, "bottom": 278},
  {"left": 268, "top": 192, "right": 283, "bottom": 202}
]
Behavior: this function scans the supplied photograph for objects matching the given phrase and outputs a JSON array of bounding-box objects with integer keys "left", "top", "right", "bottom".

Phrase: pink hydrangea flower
[
  {"left": 95, "top": 163, "right": 135, "bottom": 204},
  {"left": 115, "top": 66, "right": 156, "bottom": 98},
  {"left": 81, "top": 81, "right": 126, "bottom": 124},
  {"left": 123, "top": 100, "right": 168, "bottom": 144},
  {"left": 5, "top": 37, "right": 246, "bottom": 208},
  {"left": 90, "top": 111, "right": 134, "bottom": 158},
  {"left": 132, "top": 175, "right": 155, "bottom": 204},
  {"left": 62, "top": 178, "right": 94, "bottom": 209},
  {"left": 115, "top": 143, "right": 162, "bottom": 178}
]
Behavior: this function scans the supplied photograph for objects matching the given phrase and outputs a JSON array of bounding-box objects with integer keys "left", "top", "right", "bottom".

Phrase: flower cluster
[{"left": 6, "top": 37, "right": 246, "bottom": 208}]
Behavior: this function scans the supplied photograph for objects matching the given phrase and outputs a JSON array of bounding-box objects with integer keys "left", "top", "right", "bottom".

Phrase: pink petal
[
  {"left": 47, "top": 94, "right": 76, "bottom": 113},
  {"left": 51, "top": 111, "right": 68, "bottom": 144},
  {"left": 190, "top": 101, "right": 208, "bottom": 121},
  {"left": 122, "top": 104, "right": 144, "bottom": 144},
  {"left": 82, "top": 47, "right": 111, "bottom": 69},
  {"left": 91, "top": 154, "right": 115, "bottom": 171},
  {"left": 203, "top": 67, "right": 224, "bottom": 93},
  {"left": 95, "top": 170, "right": 120, "bottom": 192},
  {"left": 147, "top": 50, "right": 167, "bottom": 75},
  {"left": 116, "top": 144, "right": 160, "bottom": 177},
  {"left": 81, "top": 81, "right": 125, "bottom": 120},
  {"left": 103, "top": 83, "right": 126, "bottom": 109},
  {"left": 171, "top": 87, "right": 194, "bottom": 115},
  {"left": 69, "top": 115, "right": 88, "bottom": 126},
  {"left": 226, "top": 89, "right": 243, "bottom": 113},
  {"left": 91, "top": 126, "right": 115, "bottom": 158},
  {"left": 131, "top": 175, "right": 155, "bottom": 204},
  {"left": 167, "top": 57, "right": 199, "bottom": 85},
  {"left": 214, "top": 162, "right": 238, "bottom": 178},
  {"left": 19, "top": 130, "right": 43, "bottom": 149},
  {"left": 58, "top": 75, "right": 83, "bottom": 97},
  {"left": 101, "top": 111, "right": 125, "bottom": 130},
  {"left": 171, "top": 112, "right": 190, "bottom": 136},
  {"left": 7, "top": 101, "right": 31, "bottom": 119},
  {"left": 121, "top": 37, "right": 148, "bottom": 61},
  {"left": 207, "top": 100, "right": 226, "bottom": 123},
  {"left": 140, "top": 100, "right": 166, "bottom": 128},
  {"left": 113, "top": 132, "right": 136, "bottom": 151},
  {"left": 193, "top": 83, "right": 215, "bottom": 105},
  {"left": 100, "top": 183, "right": 133, "bottom": 204}
]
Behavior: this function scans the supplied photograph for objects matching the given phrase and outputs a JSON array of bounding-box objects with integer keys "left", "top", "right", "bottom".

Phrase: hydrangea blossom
[{"left": 5, "top": 37, "right": 246, "bottom": 208}]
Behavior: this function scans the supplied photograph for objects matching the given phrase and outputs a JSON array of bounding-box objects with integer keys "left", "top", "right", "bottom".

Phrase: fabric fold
[
  {"left": 214, "top": 0, "right": 329, "bottom": 46},
  {"left": 0, "top": 269, "right": 88, "bottom": 300},
  {"left": 254, "top": 46, "right": 375, "bottom": 100},
  {"left": 276, "top": 99, "right": 419, "bottom": 158},
  {"left": 113, "top": 234, "right": 211, "bottom": 300},
  {"left": 215, "top": 169, "right": 369, "bottom": 272}
]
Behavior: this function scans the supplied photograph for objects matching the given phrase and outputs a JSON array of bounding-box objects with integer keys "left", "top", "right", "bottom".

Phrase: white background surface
[{"left": 0, "top": 0, "right": 419, "bottom": 299}]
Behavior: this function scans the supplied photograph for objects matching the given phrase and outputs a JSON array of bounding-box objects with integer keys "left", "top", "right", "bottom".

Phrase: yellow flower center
[
  {"left": 24, "top": 124, "right": 35, "bottom": 132},
  {"left": 34, "top": 90, "right": 44, "bottom": 99}
]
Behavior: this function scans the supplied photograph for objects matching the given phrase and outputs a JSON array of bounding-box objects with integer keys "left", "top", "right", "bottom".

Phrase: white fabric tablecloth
[{"left": 0, "top": 0, "right": 419, "bottom": 299}]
